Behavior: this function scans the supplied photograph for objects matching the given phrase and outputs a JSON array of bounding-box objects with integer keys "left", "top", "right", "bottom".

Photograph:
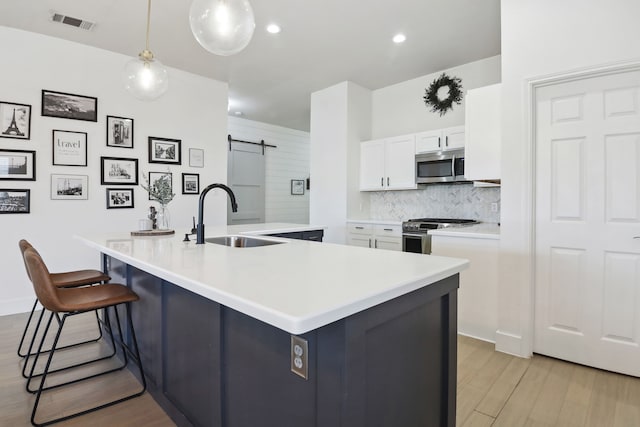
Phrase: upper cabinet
[
  {"left": 360, "top": 135, "right": 416, "bottom": 191},
  {"left": 415, "top": 126, "right": 465, "bottom": 154},
  {"left": 464, "top": 83, "right": 501, "bottom": 182}
]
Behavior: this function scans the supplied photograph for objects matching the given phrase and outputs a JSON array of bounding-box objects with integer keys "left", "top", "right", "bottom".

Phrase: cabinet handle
[
  {"left": 355, "top": 226, "right": 364, "bottom": 230},
  {"left": 387, "top": 177, "right": 390, "bottom": 186},
  {"left": 368, "top": 238, "right": 372, "bottom": 248},
  {"left": 384, "top": 228, "right": 393, "bottom": 232},
  {"left": 438, "top": 136, "right": 441, "bottom": 148},
  {"left": 374, "top": 239, "right": 378, "bottom": 249},
  {"left": 381, "top": 177, "right": 384, "bottom": 187},
  {"left": 445, "top": 135, "right": 449, "bottom": 147}
]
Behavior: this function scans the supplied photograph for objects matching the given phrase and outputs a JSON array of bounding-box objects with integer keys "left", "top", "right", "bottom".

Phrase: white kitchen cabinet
[
  {"left": 360, "top": 135, "right": 416, "bottom": 191},
  {"left": 415, "top": 126, "right": 465, "bottom": 154},
  {"left": 347, "top": 221, "right": 402, "bottom": 251},
  {"left": 464, "top": 83, "right": 501, "bottom": 181},
  {"left": 431, "top": 234, "right": 499, "bottom": 342}
]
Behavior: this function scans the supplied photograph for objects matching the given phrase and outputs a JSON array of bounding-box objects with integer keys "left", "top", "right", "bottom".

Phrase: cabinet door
[
  {"left": 384, "top": 135, "right": 416, "bottom": 190},
  {"left": 347, "top": 234, "right": 372, "bottom": 248},
  {"left": 464, "top": 84, "right": 501, "bottom": 180},
  {"left": 360, "top": 140, "right": 386, "bottom": 191},
  {"left": 443, "top": 126, "right": 465, "bottom": 150},
  {"left": 373, "top": 236, "right": 402, "bottom": 251},
  {"left": 415, "top": 130, "right": 443, "bottom": 153}
]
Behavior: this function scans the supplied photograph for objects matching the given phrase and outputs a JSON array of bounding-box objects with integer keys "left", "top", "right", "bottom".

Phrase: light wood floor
[{"left": 1, "top": 312, "right": 639, "bottom": 426}]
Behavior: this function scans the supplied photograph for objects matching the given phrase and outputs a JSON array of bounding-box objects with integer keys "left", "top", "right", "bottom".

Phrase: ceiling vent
[{"left": 50, "top": 12, "right": 95, "bottom": 31}]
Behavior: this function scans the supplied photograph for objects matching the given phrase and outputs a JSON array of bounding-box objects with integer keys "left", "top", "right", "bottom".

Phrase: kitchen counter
[
  {"left": 77, "top": 222, "right": 467, "bottom": 334},
  {"left": 346, "top": 219, "right": 402, "bottom": 226},
  {"left": 78, "top": 222, "right": 466, "bottom": 427},
  {"left": 428, "top": 222, "right": 500, "bottom": 240}
]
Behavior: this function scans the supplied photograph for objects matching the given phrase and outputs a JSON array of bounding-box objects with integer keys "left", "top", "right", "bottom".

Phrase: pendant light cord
[{"left": 145, "top": 0, "right": 152, "bottom": 51}]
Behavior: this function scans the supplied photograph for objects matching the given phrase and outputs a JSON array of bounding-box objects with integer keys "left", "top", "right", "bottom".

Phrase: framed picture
[
  {"left": 0, "top": 189, "right": 30, "bottom": 213},
  {"left": 106, "top": 188, "right": 135, "bottom": 209},
  {"left": 189, "top": 148, "right": 204, "bottom": 168},
  {"left": 100, "top": 157, "right": 138, "bottom": 185},
  {"left": 148, "top": 172, "right": 172, "bottom": 200},
  {"left": 0, "top": 101, "right": 31, "bottom": 140},
  {"left": 106, "top": 115, "right": 134, "bottom": 148},
  {"left": 182, "top": 173, "right": 200, "bottom": 194},
  {"left": 0, "top": 149, "right": 36, "bottom": 181},
  {"left": 52, "top": 130, "right": 87, "bottom": 166},
  {"left": 149, "top": 137, "right": 181, "bottom": 165},
  {"left": 41, "top": 90, "right": 98, "bottom": 122},
  {"left": 51, "top": 174, "right": 88, "bottom": 200},
  {"left": 291, "top": 179, "right": 305, "bottom": 195}
]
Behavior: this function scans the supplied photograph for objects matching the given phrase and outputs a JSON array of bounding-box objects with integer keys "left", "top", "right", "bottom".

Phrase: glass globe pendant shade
[
  {"left": 123, "top": 50, "right": 169, "bottom": 101},
  {"left": 189, "top": 0, "right": 256, "bottom": 56}
]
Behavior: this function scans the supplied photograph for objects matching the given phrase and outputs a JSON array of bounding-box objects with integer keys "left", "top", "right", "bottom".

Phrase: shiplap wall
[{"left": 228, "top": 117, "right": 310, "bottom": 223}]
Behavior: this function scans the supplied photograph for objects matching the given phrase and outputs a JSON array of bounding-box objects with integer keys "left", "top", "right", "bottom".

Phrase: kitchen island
[{"left": 77, "top": 223, "right": 468, "bottom": 427}]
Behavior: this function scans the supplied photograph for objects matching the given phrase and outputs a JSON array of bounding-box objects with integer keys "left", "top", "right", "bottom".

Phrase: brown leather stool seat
[
  {"left": 23, "top": 247, "right": 146, "bottom": 427},
  {"left": 17, "top": 240, "right": 110, "bottom": 360}
]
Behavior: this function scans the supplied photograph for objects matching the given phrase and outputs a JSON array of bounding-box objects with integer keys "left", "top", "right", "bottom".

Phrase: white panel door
[
  {"left": 415, "top": 130, "right": 443, "bottom": 153},
  {"left": 359, "top": 139, "right": 385, "bottom": 191},
  {"left": 535, "top": 69, "right": 640, "bottom": 376},
  {"left": 227, "top": 141, "right": 265, "bottom": 225},
  {"left": 384, "top": 135, "right": 416, "bottom": 190}
]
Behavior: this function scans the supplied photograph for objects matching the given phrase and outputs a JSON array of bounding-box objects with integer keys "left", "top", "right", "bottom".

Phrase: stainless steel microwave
[{"left": 415, "top": 149, "right": 466, "bottom": 184}]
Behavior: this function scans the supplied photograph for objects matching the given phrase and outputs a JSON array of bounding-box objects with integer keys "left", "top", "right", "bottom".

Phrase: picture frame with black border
[
  {"left": 0, "top": 101, "right": 31, "bottom": 140},
  {"left": 100, "top": 156, "right": 138, "bottom": 185},
  {"left": 0, "top": 149, "right": 36, "bottom": 181},
  {"left": 52, "top": 130, "right": 87, "bottom": 166},
  {"left": 149, "top": 137, "right": 181, "bottom": 165},
  {"left": 291, "top": 179, "right": 305, "bottom": 195},
  {"left": 41, "top": 89, "right": 98, "bottom": 122},
  {"left": 51, "top": 174, "right": 88, "bottom": 200},
  {"left": 182, "top": 173, "right": 200, "bottom": 194},
  {"left": 106, "top": 115, "right": 134, "bottom": 148},
  {"left": 0, "top": 189, "right": 30, "bottom": 213},
  {"left": 189, "top": 148, "right": 204, "bottom": 168},
  {"left": 148, "top": 172, "right": 172, "bottom": 200},
  {"left": 106, "top": 188, "right": 134, "bottom": 209}
]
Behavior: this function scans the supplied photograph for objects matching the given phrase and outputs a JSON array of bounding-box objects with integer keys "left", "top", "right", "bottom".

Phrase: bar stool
[
  {"left": 17, "top": 240, "right": 110, "bottom": 359},
  {"left": 23, "top": 247, "right": 146, "bottom": 426}
]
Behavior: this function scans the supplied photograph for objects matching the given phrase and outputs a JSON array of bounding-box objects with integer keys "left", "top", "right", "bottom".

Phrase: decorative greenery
[
  {"left": 423, "top": 73, "right": 463, "bottom": 116},
  {"left": 141, "top": 171, "right": 174, "bottom": 206}
]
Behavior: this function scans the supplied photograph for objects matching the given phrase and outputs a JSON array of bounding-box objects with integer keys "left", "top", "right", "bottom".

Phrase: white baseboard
[
  {"left": 495, "top": 329, "right": 530, "bottom": 358},
  {"left": 457, "top": 330, "right": 496, "bottom": 344},
  {"left": 0, "top": 297, "right": 34, "bottom": 316}
]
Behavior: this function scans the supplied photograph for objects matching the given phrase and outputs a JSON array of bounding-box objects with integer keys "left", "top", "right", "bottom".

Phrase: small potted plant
[{"left": 141, "top": 172, "right": 175, "bottom": 230}]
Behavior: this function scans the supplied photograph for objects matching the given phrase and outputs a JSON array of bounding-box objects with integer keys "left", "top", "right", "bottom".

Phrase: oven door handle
[{"left": 402, "top": 232, "right": 428, "bottom": 238}]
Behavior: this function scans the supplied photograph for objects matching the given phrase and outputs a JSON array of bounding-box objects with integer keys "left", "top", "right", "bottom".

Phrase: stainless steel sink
[{"left": 205, "top": 235, "right": 284, "bottom": 248}]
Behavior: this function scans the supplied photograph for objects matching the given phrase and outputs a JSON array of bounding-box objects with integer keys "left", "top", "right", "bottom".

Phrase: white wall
[
  {"left": 372, "top": 55, "right": 501, "bottom": 138},
  {"left": 310, "top": 82, "right": 371, "bottom": 244},
  {"left": 498, "top": 0, "right": 640, "bottom": 356},
  {"left": 228, "top": 117, "right": 310, "bottom": 223},
  {"left": 0, "top": 27, "right": 229, "bottom": 315}
]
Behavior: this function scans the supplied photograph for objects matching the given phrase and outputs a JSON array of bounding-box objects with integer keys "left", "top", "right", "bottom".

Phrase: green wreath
[{"left": 423, "top": 73, "right": 463, "bottom": 116}]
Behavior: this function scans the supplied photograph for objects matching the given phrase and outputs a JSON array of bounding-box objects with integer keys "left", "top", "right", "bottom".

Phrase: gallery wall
[{"left": 0, "top": 26, "right": 229, "bottom": 315}]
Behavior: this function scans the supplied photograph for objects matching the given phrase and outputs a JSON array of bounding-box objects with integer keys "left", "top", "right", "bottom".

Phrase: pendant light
[
  {"left": 123, "top": 0, "right": 169, "bottom": 101},
  {"left": 189, "top": 0, "right": 256, "bottom": 56}
]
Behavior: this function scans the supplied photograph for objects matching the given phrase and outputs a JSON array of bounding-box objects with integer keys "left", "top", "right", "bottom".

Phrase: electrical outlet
[
  {"left": 290, "top": 335, "right": 308, "bottom": 380},
  {"left": 491, "top": 202, "right": 499, "bottom": 213}
]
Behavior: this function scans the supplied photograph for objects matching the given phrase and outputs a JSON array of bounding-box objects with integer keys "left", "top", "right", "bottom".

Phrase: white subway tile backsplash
[{"left": 370, "top": 184, "right": 500, "bottom": 223}]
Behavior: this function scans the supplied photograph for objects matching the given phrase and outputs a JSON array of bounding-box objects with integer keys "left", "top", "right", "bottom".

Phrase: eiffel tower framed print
[{"left": 0, "top": 101, "right": 31, "bottom": 140}]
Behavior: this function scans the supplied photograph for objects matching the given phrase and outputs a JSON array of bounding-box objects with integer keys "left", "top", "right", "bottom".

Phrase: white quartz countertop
[
  {"left": 76, "top": 223, "right": 468, "bottom": 335},
  {"left": 346, "top": 219, "right": 403, "bottom": 226},
  {"left": 428, "top": 223, "right": 501, "bottom": 240}
]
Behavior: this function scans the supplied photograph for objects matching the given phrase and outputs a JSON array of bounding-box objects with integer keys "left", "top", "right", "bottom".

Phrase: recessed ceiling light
[
  {"left": 266, "top": 24, "right": 281, "bottom": 34},
  {"left": 393, "top": 33, "right": 406, "bottom": 44}
]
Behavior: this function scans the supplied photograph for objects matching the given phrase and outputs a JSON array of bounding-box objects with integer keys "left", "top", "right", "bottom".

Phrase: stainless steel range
[{"left": 402, "top": 218, "right": 479, "bottom": 254}]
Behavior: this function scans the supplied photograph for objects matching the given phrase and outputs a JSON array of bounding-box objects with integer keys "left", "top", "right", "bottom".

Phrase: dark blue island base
[{"left": 105, "top": 255, "right": 458, "bottom": 427}]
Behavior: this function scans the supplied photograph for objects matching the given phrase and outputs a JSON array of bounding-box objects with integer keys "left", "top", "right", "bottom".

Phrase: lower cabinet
[
  {"left": 431, "top": 234, "right": 499, "bottom": 342},
  {"left": 346, "top": 222, "right": 402, "bottom": 251}
]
